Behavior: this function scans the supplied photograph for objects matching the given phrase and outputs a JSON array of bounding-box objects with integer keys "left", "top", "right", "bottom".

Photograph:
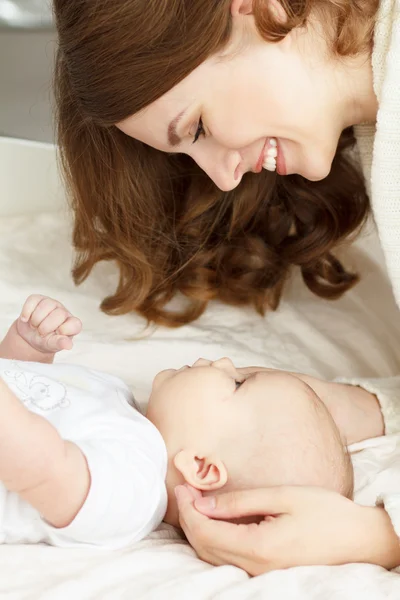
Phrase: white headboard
[{"left": 0, "top": 137, "right": 65, "bottom": 216}]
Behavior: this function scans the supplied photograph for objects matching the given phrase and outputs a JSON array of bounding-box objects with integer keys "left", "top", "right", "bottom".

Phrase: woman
[
  {"left": 53, "top": 0, "right": 400, "bottom": 573},
  {"left": 54, "top": 0, "right": 380, "bottom": 327}
]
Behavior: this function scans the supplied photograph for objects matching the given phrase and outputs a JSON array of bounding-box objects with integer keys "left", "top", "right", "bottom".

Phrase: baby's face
[{"left": 146, "top": 358, "right": 352, "bottom": 527}]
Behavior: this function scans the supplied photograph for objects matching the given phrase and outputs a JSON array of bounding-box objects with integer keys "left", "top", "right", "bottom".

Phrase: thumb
[
  {"left": 56, "top": 336, "right": 73, "bottom": 351},
  {"left": 194, "top": 486, "right": 296, "bottom": 519}
]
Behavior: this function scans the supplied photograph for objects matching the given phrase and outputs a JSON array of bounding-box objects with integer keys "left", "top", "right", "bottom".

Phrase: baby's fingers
[
  {"left": 29, "top": 298, "right": 64, "bottom": 329},
  {"left": 57, "top": 316, "right": 82, "bottom": 337},
  {"left": 20, "top": 294, "right": 47, "bottom": 323},
  {"left": 46, "top": 334, "right": 73, "bottom": 353},
  {"left": 37, "top": 307, "right": 72, "bottom": 337}
]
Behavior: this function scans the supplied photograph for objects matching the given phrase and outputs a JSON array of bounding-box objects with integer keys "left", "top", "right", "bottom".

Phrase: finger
[
  {"left": 30, "top": 298, "right": 63, "bottom": 328},
  {"left": 176, "top": 486, "right": 249, "bottom": 549},
  {"left": 56, "top": 336, "right": 73, "bottom": 351},
  {"left": 45, "top": 334, "right": 73, "bottom": 353},
  {"left": 37, "top": 308, "right": 72, "bottom": 337},
  {"left": 183, "top": 484, "right": 204, "bottom": 501},
  {"left": 57, "top": 317, "right": 82, "bottom": 337},
  {"left": 19, "top": 295, "right": 46, "bottom": 323},
  {"left": 194, "top": 486, "right": 294, "bottom": 519},
  {"left": 176, "top": 486, "right": 271, "bottom": 573}
]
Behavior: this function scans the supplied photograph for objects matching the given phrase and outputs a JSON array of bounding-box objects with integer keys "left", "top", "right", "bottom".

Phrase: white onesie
[{"left": 0, "top": 358, "right": 168, "bottom": 549}]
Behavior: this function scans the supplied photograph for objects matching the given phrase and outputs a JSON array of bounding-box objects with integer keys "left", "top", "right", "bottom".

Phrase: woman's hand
[{"left": 175, "top": 485, "right": 400, "bottom": 575}]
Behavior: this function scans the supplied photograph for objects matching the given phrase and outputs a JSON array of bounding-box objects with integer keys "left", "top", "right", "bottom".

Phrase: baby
[
  {"left": 147, "top": 360, "right": 354, "bottom": 527},
  {"left": 0, "top": 295, "right": 357, "bottom": 547}
]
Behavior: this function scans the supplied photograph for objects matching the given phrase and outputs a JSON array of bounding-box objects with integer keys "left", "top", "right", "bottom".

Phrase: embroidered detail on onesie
[{"left": 1, "top": 365, "right": 70, "bottom": 411}]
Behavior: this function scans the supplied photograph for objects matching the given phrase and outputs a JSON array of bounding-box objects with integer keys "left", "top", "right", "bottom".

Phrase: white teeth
[
  {"left": 262, "top": 137, "right": 278, "bottom": 172},
  {"left": 263, "top": 157, "right": 276, "bottom": 172}
]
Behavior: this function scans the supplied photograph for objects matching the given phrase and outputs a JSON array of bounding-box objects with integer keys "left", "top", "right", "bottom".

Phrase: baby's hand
[{"left": 16, "top": 295, "right": 82, "bottom": 354}]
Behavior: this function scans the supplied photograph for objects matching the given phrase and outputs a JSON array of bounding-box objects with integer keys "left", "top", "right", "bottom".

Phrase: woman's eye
[
  {"left": 235, "top": 380, "right": 243, "bottom": 390},
  {"left": 192, "top": 118, "right": 205, "bottom": 144}
]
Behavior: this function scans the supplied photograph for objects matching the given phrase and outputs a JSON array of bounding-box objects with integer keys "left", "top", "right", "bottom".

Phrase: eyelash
[{"left": 192, "top": 117, "right": 206, "bottom": 144}]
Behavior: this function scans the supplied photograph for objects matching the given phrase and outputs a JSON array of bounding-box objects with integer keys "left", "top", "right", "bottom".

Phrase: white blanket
[{"left": 1, "top": 210, "right": 400, "bottom": 599}]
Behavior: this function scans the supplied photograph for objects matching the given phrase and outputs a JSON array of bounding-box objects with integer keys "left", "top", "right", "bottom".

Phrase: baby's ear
[{"left": 173, "top": 450, "right": 228, "bottom": 491}]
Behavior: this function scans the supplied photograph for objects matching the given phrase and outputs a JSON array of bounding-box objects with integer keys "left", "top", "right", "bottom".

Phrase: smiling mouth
[
  {"left": 254, "top": 138, "right": 287, "bottom": 176},
  {"left": 254, "top": 139, "right": 269, "bottom": 173}
]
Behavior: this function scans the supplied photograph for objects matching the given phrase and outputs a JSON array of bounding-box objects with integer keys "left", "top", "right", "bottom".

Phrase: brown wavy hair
[{"left": 53, "top": 0, "right": 378, "bottom": 327}]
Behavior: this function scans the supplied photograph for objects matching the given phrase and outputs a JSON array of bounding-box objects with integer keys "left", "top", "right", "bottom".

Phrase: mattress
[{"left": 1, "top": 142, "right": 400, "bottom": 597}]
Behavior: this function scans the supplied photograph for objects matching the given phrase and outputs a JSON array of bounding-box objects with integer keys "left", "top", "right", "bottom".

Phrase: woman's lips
[
  {"left": 276, "top": 140, "right": 287, "bottom": 176},
  {"left": 254, "top": 137, "right": 287, "bottom": 176},
  {"left": 255, "top": 139, "right": 269, "bottom": 173}
]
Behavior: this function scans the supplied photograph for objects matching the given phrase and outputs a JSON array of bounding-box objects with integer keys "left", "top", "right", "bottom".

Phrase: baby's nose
[
  {"left": 211, "top": 357, "right": 237, "bottom": 375},
  {"left": 192, "top": 358, "right": 212, "bottom": 368}
]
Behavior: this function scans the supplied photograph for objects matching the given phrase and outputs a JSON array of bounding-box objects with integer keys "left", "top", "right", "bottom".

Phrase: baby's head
[{"left": 146, "top": 358, "right": 353, "bottom": 527}]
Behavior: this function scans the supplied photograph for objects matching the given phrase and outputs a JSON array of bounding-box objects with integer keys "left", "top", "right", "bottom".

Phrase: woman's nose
[{"left": 191, "top": 141, "right": 242, "bottom": 192}]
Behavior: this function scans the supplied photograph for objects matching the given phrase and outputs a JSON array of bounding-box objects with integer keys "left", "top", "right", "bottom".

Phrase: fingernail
[
  {"left": 20, "top": 316, "right": 28, "bottom": 322},
  {"left": 195, "top": 496, "right": 216, "bottom": 511}
]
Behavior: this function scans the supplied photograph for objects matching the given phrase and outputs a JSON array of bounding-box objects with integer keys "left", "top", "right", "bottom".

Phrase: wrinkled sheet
[{"left": 0, "top": 211, "right": 400, "bottom": 599}]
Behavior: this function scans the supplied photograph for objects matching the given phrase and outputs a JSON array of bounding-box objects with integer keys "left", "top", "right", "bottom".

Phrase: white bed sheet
[{"left": 1, "top": 210, "right": 400, "bottom": 599}]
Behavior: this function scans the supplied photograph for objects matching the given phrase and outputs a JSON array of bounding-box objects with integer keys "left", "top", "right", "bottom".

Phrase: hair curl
[{"left": 53, "top": 0, "right": 378, "bottom": 327}]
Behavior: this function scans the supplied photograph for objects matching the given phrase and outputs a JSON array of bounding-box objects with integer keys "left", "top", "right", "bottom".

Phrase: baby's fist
[{"left": 16, "top": 295, "right": 82, "bottom": 354}]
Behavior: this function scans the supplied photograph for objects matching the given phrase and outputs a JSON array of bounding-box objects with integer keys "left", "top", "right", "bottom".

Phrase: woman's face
[{"left": 117, "top": 4, "right": 375, "bottom": 191}]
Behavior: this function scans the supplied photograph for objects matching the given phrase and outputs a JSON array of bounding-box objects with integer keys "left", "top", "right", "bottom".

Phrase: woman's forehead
[{"left": 116, "top": 79, "right": 200, "bottom": 149}]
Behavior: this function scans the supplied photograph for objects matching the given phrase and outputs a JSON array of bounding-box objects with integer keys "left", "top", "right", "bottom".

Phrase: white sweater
[
  {"left": 355, "top": 0, "right": 400, "bottom": 301},
  {"left": 342, "top": 0, "right": 400, "bottom": 552}
]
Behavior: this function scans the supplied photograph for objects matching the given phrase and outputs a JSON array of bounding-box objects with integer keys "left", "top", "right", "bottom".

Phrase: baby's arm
[
  {"left": 0, "top": 295, "right": 89, "bottom": 528},
  {"left": 0, "top": 377, "right": 90, "bottom": 527},
  {"left": 0, "top": 295, "right": 82, "bottom": 364}
]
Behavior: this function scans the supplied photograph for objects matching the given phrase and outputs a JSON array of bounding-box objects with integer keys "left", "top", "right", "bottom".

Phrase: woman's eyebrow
[{"left": 167, "top": 108, "right": 188, "bottom": 147}]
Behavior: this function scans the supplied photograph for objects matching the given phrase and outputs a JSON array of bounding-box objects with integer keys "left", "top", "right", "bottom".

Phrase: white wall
[
  {"left": 0, "top": 137, "right": 64, "bottom": 216},
  {"left": 0, "top": 30, "right": 56, "bottom": 143}
]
